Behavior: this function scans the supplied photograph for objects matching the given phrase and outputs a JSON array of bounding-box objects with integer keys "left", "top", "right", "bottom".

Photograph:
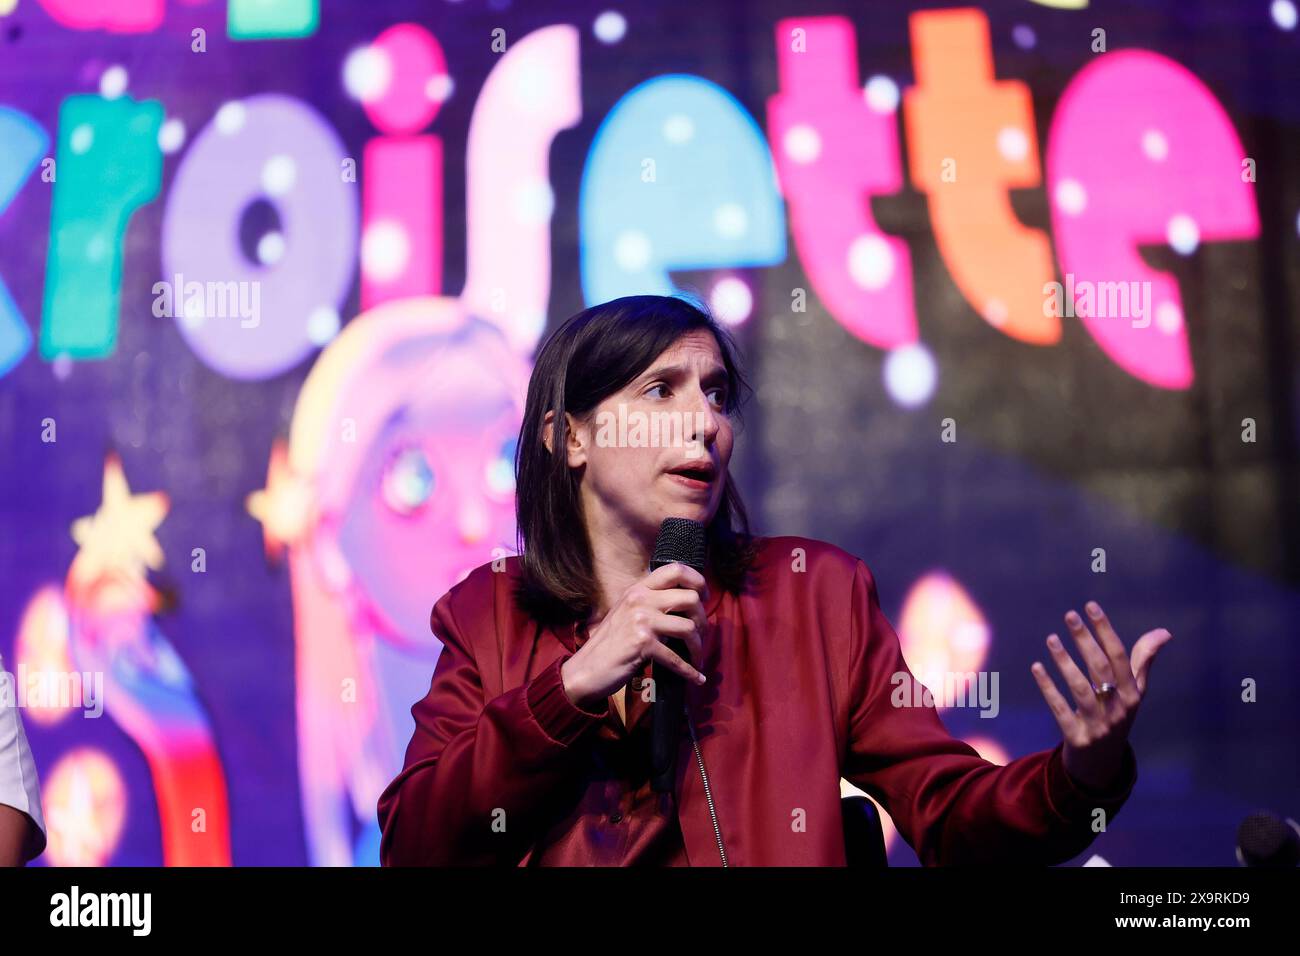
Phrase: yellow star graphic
[
  {"left": 69, "top": 452, "right": 169, "bottom": 583},
  {"left": 246, "top": 438, "right": 314, "bottom": 561}
]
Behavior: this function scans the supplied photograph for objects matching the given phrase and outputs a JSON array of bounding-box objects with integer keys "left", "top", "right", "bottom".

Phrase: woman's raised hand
[{"left": 1031, "top": 600, "right": 1173, "bottom": 793}]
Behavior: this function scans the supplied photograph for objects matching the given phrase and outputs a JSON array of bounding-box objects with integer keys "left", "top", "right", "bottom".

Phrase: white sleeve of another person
[{"left": 0, "top": 652, "right": 48, "bottom": 861}]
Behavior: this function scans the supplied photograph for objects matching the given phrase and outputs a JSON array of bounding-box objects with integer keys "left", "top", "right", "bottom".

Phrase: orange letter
[{"left": 903, "top": 8, "right": 1056, "bottom": 343}]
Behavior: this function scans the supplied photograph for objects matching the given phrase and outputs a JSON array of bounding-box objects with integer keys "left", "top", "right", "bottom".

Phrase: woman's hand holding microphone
[{"left": 560, "top": 563, "right": 710, "bottom": 711}]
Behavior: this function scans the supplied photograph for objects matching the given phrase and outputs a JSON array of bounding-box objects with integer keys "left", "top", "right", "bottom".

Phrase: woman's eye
[
  {"left": 645, "top": 383, "right": 670, "bottom": 399},
  {"left": 707, "top": 387, "right": 727, "bottom": 408},
  {"left": 382, "top": 446, "right": 435, "bottom": 515},
  {"left": 485, "top": 435, "right": 517, "bottom": 496}
]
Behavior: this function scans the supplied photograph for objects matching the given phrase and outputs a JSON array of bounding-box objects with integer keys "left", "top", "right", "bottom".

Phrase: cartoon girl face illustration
[
  {"left": 259, "top": 21, "right": 575, "bottom": 862},
  {"left": 274, "top": 295, "right": 530, "bottom": 866},
  {"left": 331, "top": 330, "right": 524, "bottom": 645}
]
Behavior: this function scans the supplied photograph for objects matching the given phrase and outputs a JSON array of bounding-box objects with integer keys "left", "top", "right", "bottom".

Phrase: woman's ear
[
  {"left": 563, "top": 411, "right": 589, "bottom": 469},
  {"left": 542, "top": 409, "right": 589, "bottom": 469},
  {"left": 542, "top": 410, "right": 555, "bottom": 453}
]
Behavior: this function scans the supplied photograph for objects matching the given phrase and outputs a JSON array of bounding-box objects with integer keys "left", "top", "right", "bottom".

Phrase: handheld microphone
[
  {"left": 648, "top": 517, "right": 707, "bottom": 793},
  {"left": 1236, "top": 811, "right": 1300, "bottom": 867}
]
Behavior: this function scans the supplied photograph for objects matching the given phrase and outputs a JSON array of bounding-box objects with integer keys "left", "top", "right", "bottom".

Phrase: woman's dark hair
[{"left": 513, "top": 293, "right": 758, "bottom": 625}]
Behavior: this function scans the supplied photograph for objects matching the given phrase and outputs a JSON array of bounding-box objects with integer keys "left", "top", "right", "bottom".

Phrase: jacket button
[
  {"left": 610, "top": 811, "right": 623, "bottom": 823},
  {"left": 629, "top": 677, "right": 644, "bottom": 691}
]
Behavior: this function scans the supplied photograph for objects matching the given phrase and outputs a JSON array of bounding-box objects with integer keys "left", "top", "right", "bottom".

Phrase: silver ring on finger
[{"left": 1092, "top": 681, "right": 1117, "bottom": 702}]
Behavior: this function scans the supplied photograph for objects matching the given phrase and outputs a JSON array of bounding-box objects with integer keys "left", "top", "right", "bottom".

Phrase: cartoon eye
[
  {"left": 382, "top": 446, "right": 434, "bottom": 514},
  {"left": 485, "top": 435, "right": 517, "bottom": 497}
]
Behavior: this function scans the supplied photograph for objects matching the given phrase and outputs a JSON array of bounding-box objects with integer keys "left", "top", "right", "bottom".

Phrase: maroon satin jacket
[{"left": 377, "top": 535, "right": 1138, "bottom": 866}]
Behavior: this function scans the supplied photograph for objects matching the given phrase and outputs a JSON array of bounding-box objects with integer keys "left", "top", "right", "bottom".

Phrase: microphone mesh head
[
  {"left": 1237, "top": 812, "right": 1300, "bottom": 866},
  {"left": 650, "top": 517, "right": 707, "bottom": 573}
]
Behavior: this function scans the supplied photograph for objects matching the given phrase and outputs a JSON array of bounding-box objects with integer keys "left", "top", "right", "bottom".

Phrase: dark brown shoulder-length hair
[{"left": 513, "top": 293, "right": 758, "bottom": 626}]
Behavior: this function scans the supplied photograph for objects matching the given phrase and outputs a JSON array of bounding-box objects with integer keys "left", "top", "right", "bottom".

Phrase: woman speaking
[{"left": 376, "top": 294, "right": 1172, "bottom": 866}]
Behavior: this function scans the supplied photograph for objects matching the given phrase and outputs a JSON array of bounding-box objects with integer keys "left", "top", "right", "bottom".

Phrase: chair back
[{"left": 841, "top": 795, "right": 888, "bottom": 867}]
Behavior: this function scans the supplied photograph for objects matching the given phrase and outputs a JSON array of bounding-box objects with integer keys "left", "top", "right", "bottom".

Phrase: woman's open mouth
[{"left": 665, "top": 463, "right": 716, "bottom": 492}]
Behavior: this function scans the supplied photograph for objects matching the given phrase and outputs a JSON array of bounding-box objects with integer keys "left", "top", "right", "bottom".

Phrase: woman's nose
[{"left": 687, "top": 392, "right": 721, "bottom": 444}]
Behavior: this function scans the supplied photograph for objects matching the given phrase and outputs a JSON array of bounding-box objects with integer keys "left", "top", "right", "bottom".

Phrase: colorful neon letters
[{"left": 1, "top": 7, "right": 1262, "bottom": 390}]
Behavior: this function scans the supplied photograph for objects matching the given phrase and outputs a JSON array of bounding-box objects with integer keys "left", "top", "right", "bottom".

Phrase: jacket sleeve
[
  {"left": 0, "top": 654, "right": 47, "bottom": 864},
  {"left": 377, "top": 590, "right": 609, "bottom": 866},
  {"left": 840, "top": 560, "right": 1137, "bottom": 866}
]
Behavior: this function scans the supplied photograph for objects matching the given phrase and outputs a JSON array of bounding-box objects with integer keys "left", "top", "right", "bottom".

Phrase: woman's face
[{"left": 566, "top": 329, "right": 734, "bottom": 549}]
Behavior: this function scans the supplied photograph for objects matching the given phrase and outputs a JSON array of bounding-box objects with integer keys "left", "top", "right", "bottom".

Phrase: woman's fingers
[
  {"left": 645, "top": 626, "right": 707, "bottom": 686},
  {"left": 1045, "top": 632, "right": 1102, "bottom": 719},
  {"left": 652, "top": 610, "right": 698, "bottom": 640},
  {"left": 652, "top": 588, "right": 708, "bottom": 653},
  {"left": 1080, "top": 601, "right": 1141, "bottom": 699},
  {"left": 650, "top": 608, "right": 704, "bottom": 667},
  {"left": 645, "top": 561, "right": 707, "bottom": 597},
  {"left": 1129, "top": 627, "right": 1173, "bottom": 694},
  {"left": 1030, "top": 660, "right": 1080, "bottom": 738},
  {"left": 1063, "top": 608, "right": 1118, "bottom": 692},
  {"left": 653, "top": 585, "right": 707, "bottom": 618}
]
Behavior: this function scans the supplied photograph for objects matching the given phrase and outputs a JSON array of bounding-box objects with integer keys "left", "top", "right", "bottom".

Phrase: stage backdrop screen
[{"left": 1, "top": 0, "right": 1297, "bottom": 866}]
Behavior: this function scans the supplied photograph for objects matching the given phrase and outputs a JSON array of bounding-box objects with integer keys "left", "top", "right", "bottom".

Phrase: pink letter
[
  {"left": 359, "top": 23, "right": 447, "bottom": 310},
  {"left": 1047, "top": 51, "right": 1259, "bottom": 389},
  {"left": 768, "top": 17, "right": 916, "bottom": 349}
]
